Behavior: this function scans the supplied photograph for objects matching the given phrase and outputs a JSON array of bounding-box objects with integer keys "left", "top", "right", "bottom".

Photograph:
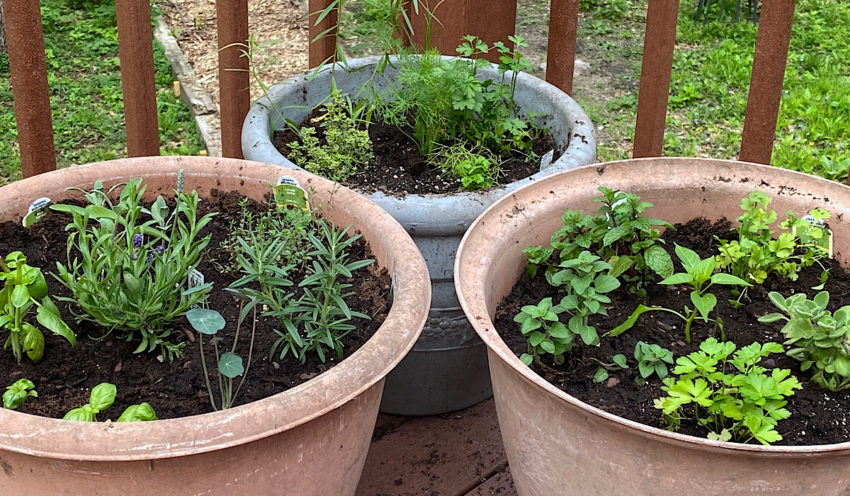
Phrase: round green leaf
[
  {"left": 11, "top": 284, "right": 30, "bottom": 308},
  {"left": 218, "top": 352, "right": 244, "bottom": 379},
  {"left": 63, "top": 406, "right": 96, "bottom": 422},
  {"left": 186, "top": 308, "right": 225, "bottom": 335},
  {"left": 593, "top": 274, "right": 621, "bottom": 294},
  {"left": 90, "top": 383, "right": 117, "bottom": 412},
  {"left": 117, "top": 403, "right": 159, "bottom": 422}
]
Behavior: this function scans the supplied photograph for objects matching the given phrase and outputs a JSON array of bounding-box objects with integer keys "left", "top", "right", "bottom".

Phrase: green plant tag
[
  {"left": 274, "top": 176, "right": 308, "bottom": 211},
  {"left": 22, "top": 197, "right": 51, "bottom": 228}
]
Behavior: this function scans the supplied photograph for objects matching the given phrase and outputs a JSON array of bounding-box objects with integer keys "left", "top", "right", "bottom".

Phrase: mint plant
[
  {"left": 524, "top": 187, "right": 672, "bottom": 296},
  {"left": 610, "top": 244, "right": 750, "bottom": 343},
  {"left": 3, "top": 378, "right": 37, "bottom": 409},
  {"left": 715, "top": 191, "right": 830, "bottom": 287},
  {"left": 288, "top": 89, "right": 374, "bottom": 182},
  {"left": 515, "top": 251, "right": 620, "bottom": 366},
  {"left": 0, "top": 251, "right": 75, "bottom": 363},
  {"left": 52, "top": 178, "right": 215, "bottom": 360},
  {"left": 63, "top": 383, "right": 158, "bottom": 422},
  {"left": 654, "top": 338, "right": 801, "bottom": 445},
  {"left": 759, "top": 291, "right": 850, "bottom": 391},
  {"left": 634, "top": 341, "right": 674, "bottom": 381},
  {"left": 187, "top": 305, "right": 256, "bottom": 410}
]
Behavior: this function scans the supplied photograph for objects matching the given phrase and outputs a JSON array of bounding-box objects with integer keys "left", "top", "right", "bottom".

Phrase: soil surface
[
  {"left": 273, "top": 114, "right": 557, "bottom": 196},
  {"left": 0, "top": 190, "right": 390, "bottom": 420},
  {"left": 495, "top": 218, "right": 850, "bottom": 446}
]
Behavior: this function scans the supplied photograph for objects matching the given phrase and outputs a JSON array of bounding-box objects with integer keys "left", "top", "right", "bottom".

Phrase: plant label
[
  {"left": 22, "top": 197, "right": 51, "bottom": 228},
  {"left": 188, "top": 269, "right": 205, "bottom": 289},
  {"left": 539, "top": 149, "right": 555, "bottom": 170},
  {"left": 793, "top": 214, "right": 834, "bottom": 257},
  {"left": 275, "top": 176, "right": 309, "bottom": 211}
]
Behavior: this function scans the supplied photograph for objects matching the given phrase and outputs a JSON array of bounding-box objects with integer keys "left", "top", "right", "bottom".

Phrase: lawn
[{"left": 0, "top": 0, "right": 203, "bottom": 185}]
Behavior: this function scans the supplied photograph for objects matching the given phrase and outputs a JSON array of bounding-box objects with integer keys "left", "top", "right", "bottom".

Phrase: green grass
[{"left": 0, "top": 0, "right": 203, "bottom": 185}]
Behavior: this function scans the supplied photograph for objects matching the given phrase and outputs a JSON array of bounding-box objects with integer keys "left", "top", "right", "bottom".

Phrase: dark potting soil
[
  {"left": 272, "top": 111, "right": 557, "bottom": 196},
  {"left": 495, "top": 217, "right": 850, "bottom": 446},
  {"left": 0, "top": 190, "right": 391, "bottom": 420}
]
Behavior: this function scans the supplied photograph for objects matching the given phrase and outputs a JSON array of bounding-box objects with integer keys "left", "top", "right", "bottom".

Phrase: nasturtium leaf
[
  {"left": 218, "top": 352, "right": 244, "bottom": 379},
  {"left": 186, "top": 308, "right": 225, "bottom": 335}
]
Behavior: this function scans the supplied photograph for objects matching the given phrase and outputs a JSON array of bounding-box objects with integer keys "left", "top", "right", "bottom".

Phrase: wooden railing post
[
  {"left": 3, "top": 0, "right": 56, "bottom": 177},
  {"left": 405, "top": 0, "right": 517, "bottom": 63},
  {"left": 632, "top": 0, "right": 680, "bottom": 158},
  {"left": 545, "top": 0, "right": 579, "bottom": 95},
  {"left": 739, "top": 0, "right": 796, "bottom": 166},
  {"left": 216, "top": 0, "right": 250, "bottom": 159},
  {"left": 308, "top": 0, "right": 337, "bottom": 68},
  {"left": 115, "top": 0, "right": 160, "bottom": 157}
]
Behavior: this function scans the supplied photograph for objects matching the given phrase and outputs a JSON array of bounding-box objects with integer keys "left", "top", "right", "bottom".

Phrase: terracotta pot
[
  {"left": 242, "top": 55, "right": 597, "bottom": 415},
  {"left": 454, "top": 157, "right": 850, "bottom": 495},
  {"left": 0, "top": 156, "right": 430, "bottom": 495}
]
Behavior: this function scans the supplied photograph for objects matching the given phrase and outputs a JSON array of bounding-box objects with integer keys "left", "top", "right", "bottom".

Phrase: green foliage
[
  {"left": 186, "top": 305, "right": 256, "bottom": 410},
  {"left": 63, "top": 383, "right": 158, "bottom": 422},
  {"left": 760, "top": 291, "right": 850, "bottom": 391},
  {"left": 431, "top": 145, "right": 500, "bottom": 190},
  {"left": 715, "top": 191, "right": 830, "bottom": 286},
  {"left": 0, "top": 252, "right": 75, "bottom": 363},
  {"left": 3, "top": 379, "right": 38, "bottom": 409},
  {"left": 634, "top": 341, "right": 674, "bottom": 381},
  {"left": 654, "top": 337, "right": 800, "bottom": 445},
  {"left": 524, "top": 187, "right": 672, "bottom": 297},
  {"left": 52, "top": 179, "right": 215, "bottom": 359},
  {"left": 288, "top": 90, "right": 374, "bottom": 182},
  {"left": 515, "top": 251, "right": 620, "bottom": 366},
  {"left": 373, "top": 35, "right": 541, "bottom": 183},
  {"left": 0, "top": 0, "right": 202, "bottom": 185},
  {"left": 593, "top": 353, "right": 629, "bottom": 383},
  {"left": 610, "top": 244, "right": 750, "bottom": 343}
]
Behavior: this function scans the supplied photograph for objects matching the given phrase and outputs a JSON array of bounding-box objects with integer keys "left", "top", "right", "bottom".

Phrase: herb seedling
[
  {"left": 760, "top": 291, "right": 850, "bottom": 391},
  {"left": 610, "top": 244, "right": 750, "bottom": 343},
  {"left": 654, "top": 338, "right": 800, "bottom": 445},
  {"left": 3, "top": 378, "right": 37, "bottom": 409},
  {"left": 63, "top": 382, "right": 158, "bottom": 422},
  {"left": 53, "top": 178, "right": 215, "bottom": 360},
  {"left": 592, "top": 354, "right": 628, "bottom": 383},
  {"left": 186, "top": 304, "right": 257, "bottom": 411},
  {"left": 634, "top": 341, "right": 674, "bottom": 381},
  {"left": 0, "top": 251, "right": 75, "bottom": 363}
]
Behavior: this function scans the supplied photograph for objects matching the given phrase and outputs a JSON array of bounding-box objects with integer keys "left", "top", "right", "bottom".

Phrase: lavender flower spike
[{"left": 132, "top": 234, "right": 144, "bottom": 248}]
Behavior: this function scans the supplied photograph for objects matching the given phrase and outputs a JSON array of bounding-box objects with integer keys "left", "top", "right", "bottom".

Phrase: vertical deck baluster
[
  {"left": 739, "top": 0, "right": 796, "bottom": 167},
  {"left": 632, "top": 0, "right": 680, "bottom": 158},
  {"left": 216, "top": 0, "right": 250, "bottom": 158},
  {"left": 309, "top": 0, "right": 337, "bottom": 68},
  {"left": 116, "top": 0, "right": 160, "bottom": 157},
  {"left": 3, "top": 0, "right": 57, "bottom": 177},
  {"left": 545, "top": 0, "right": 579, "bottom": 95}
]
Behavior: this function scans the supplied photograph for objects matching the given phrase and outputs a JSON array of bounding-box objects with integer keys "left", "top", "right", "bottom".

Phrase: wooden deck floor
[{"left": 357, "top": 399, "right": 517, "bottom": 496}]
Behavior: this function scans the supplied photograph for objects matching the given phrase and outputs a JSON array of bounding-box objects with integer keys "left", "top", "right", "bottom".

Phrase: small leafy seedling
[
  {"left": 186, "top": 304, "right": 256, "bottom": 411},
  {"left": 63, "top": 383, "right": 158, "bottom": 422},
  {"left": 3, "top": 378, "right": 37, "bottom": 409},
  {"left": 634, "top": 341, "right": 674, "bottom": 381},
  {"left": 592, "top": 354, "right": 628, "bottom": 383},
  {"left": 0, "top": 251, "right": 75, "bottom": 363},
  {"left": 760, "top": 291, "right": 850, "bottom": 391},
  {"left": 609, "top": 244, "right": 750, "bottom": 343}
]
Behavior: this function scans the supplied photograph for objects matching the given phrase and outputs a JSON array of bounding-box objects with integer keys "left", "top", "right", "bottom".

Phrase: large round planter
[
  {"left": 0, "top": 156, "right": 430, "bottom": 495},
  {"left": 455, "top": 157, "right": 850, "bottom": 495},
  {"left": 242, "top": 56, "right": 597, "bottom": 415}
]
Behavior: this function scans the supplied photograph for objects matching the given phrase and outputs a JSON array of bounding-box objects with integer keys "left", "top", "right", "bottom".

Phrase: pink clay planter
[
  {"left": 0, "top": 157, "right": 430, "bottom": 495},
  {"left": 455, "top": 157, "right": 850, "bottom": 495}
]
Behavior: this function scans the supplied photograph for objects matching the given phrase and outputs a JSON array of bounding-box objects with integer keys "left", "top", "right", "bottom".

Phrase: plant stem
[{"left": 199, "top": 336, "right": 217, "bottom": 411}]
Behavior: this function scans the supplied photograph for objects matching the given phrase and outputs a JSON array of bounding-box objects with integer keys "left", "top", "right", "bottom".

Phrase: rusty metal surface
[
  {"left": 308, "top": 0, "right": 337, "bottom": 68},
  {"left": 406, "top": 0, "right": 517, "bottom": 63},
  {"left": 115, "top": 0, "right": 160, "bottom": 157},
  {"left": 456, "top": 158, "right": 850, "bottom": 495},
  {"left": 739, "top": 0, "right": 796, "bottom": 166},
  {"left": 2, "top": 0, "right": 56, "bottom": 177},
  {"left": 632, "top": 0, "right": 680, "bottom": 158},
  {"left": 216, "top": 0, "right": 250, "bottom": 158},
  {"left": 545, "top": 0, "right": 579, "bottom": 95}
]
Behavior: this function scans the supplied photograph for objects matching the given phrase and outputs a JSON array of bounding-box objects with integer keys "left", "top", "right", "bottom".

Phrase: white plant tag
[
  {"left": 22, "top": 197, "right": 51, "bottom": 228},
  {"left": 539, "top": 149, "right": 555, "bottom": 170},
  {"left": 188, "top": 269, "right": 205, "bottom": 288},
  {"left": 274, "top": 175, "right": 309, "bottom": 211}
]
